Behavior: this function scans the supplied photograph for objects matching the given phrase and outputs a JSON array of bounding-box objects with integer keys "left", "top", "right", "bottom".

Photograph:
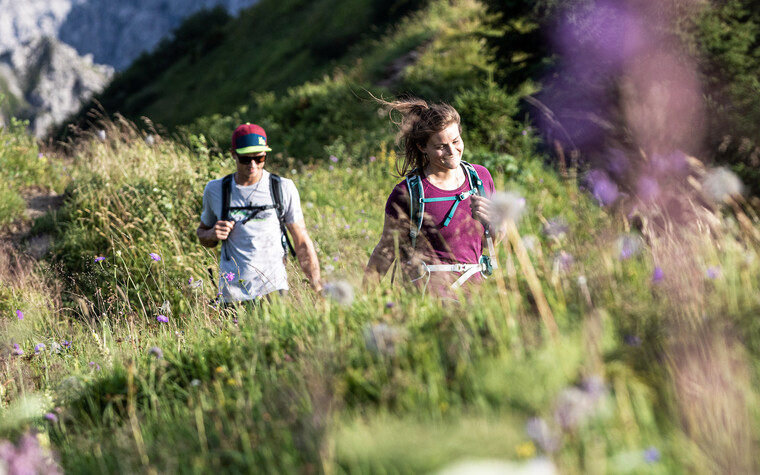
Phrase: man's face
[{"left": 235, "top": 152, "right": 266, "bottom": 176}]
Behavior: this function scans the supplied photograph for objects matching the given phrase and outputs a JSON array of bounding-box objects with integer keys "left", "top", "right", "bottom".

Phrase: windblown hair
[{"left": 376, "top": 96, "right": 461, "bottom": 176}]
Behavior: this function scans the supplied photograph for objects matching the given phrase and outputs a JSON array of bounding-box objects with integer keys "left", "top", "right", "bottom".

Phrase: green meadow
[{"left": 2, "top": 0, "right": 760, "bottom": 473}]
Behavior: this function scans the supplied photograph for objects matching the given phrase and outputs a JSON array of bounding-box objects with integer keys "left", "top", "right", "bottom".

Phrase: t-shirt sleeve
[
  {"left": 200, "top": 181, "right": 218, "bottom": 227},
  {"left": 281, "top": 178, "right": 304, "bottom": 224},
  {"left": 384, "top": 181, "right": 410, "bottom": 221},
  {"left": 473, "top": 164, "right": 495, "bottom": 197}
]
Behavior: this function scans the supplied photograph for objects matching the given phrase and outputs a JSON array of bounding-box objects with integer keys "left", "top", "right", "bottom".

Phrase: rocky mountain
[{"left": 0, "top": 0, "right": 260, "bottom": 137}]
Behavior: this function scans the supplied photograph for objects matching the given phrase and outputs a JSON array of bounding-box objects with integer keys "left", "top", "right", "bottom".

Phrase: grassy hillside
[{"left": 2, "top": 0, "right": 760, "bottom": 472}]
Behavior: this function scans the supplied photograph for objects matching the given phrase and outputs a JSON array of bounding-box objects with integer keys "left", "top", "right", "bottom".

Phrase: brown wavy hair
[{"left": 376, "top": 96, "right": 461, "bottom": 176}]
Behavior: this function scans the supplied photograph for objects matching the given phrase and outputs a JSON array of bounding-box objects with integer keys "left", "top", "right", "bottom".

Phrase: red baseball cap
[{"left": 231, "top": 123, "right": 272, "bottom": 154}]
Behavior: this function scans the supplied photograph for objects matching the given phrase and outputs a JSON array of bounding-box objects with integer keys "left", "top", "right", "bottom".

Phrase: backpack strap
[
  {"left": 405, "top": 171, "right": 425, "bottom": 250},
  {"left": 269, "top": 173, "right": 296, "bottom": 258},
  {"left": 462, "top": 161, "right": 497, "bottom": 274},
  {"left": 221, "top": 173, "right": 234, "bottom": 221}
]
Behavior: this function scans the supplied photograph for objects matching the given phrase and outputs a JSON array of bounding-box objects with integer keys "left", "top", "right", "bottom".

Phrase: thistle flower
[
  {"left": 702, "top": 167, "right": 743, "bottom": 204},
  {"left": 148, "top": 346, "right": 163, "bottom": 359},
  {"left": 16, "top": 310, "right": 23, "bottom": 320},
  {"left": 225, "top": 272, "right": 235, "bottom": 282},
  {"left": 156, "top": 315, "right": 169, "bottom": 323},
  {"left": 363, "top": 323, "right": 407, "bottom": 356},
  {"left": 489, "top": 191, "right": 527, "bottom": 227},
  {"left": 149, "top": 252, "right": 161, "bottom": 261},
  {"left": 322, "top": 281, "right": 354, "bottom": 306}
]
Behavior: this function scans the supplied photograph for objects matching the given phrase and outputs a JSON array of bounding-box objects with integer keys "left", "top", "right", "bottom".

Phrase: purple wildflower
[
  {"left": 34, "top": 343, "right": 45, "bottom": 354},
  {"left": 707, "top": 267, "right": 720, "bottom": 279},
  {"left": 586, "top": 169, "right": 618, "bottom": 206},
  {"left": 344, "top": 225, "right": 350, "bottom": 230},
  {"left": 148, "top": 346, "right": 163, "bottom": 359},
  {"left": 525, "top": 417, "right": 561, "bottom": 452},
  {"left": 188, "top": 277, "right": 193, "bottom": 285},
  {"left": 369, "top": 156, "right": 376, "bottom": 162},
  {"left": 12, "top": 344, "right": 23, "bottom": 356},
  {"left": 94, "top": 256, "right": 105, "bottom": 263},
  {"left": 624, "top": 335, "right": 642, "bottom": 346},
  {"left": 333, "top": 256, "right": 339, "bottom": 262},
  {"left": 44, "top": 413, "right": 58, "bottom": 423},
  {"left": 149, "top": 252, "right": 161, "bottom": 261},
  {"left": 643, "top": 446, "right": 660, "bottom": 463},
  {"left": 385, "top": 302, "right": 395, "bottom": 309},
  {"left": 16, "top": 310, "right": 23, "bottom": 320},
  {"left": 157, "top": 314, "right": 169, "bottom": 323},
  {"left": 651, "top": 266, "right": 664, "bottom": 283},
  {"left": 328, "top": 165, "right": 334, "bottom": 171},
  {"left": 61, "top": 340, "right": 71, "bottom": 349},
  {"left": 330, "top": 155, "right": 339, "bottom": 163},
  {"left": 225, "top": 272, "right": 235, "bottom": 282},
  {"left": 521, "top": 129, "right": 528, "bottom": 136},
  {"left": 89, "top": 362, "right": 101, "bottom": 371}
]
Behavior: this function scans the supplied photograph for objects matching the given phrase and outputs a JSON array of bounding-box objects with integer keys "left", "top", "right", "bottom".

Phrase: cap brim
[{"left": 235, "top": 145, "right": 272, "bottom": 154}]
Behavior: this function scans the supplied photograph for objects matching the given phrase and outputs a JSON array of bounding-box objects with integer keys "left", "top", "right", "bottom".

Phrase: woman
[{"left": 364, "top": 98, "right": 503, "bottom": 296}]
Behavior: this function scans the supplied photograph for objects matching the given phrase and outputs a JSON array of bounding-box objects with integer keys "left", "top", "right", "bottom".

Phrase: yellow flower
[
  {"left": 226, "top": 378, "right": 237, "bottom": 386},
  {"left": 516, "top": 441, "right": 536, "bottom": 459},
  {"left": 215, "top": 366, "right": 226, "bottom": 374}
]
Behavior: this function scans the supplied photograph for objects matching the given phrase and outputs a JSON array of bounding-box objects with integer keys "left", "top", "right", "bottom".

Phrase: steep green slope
[{"left": 74, "top": 0, "right": 429, "bottom": 132}]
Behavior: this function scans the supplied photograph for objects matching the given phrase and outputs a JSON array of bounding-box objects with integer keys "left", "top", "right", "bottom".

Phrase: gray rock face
[
  {"left": 59, "top": 0, "right": 261, "bottom": 71},
  {"left": 0, "top": 37, "right": 114, "bottom": 137},
  {"left": 0, "top": 0, "right": 260, "bottom": 136}
]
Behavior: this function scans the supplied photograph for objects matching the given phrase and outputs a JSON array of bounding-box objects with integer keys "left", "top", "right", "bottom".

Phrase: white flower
[
  {"left": 322, "top": 280, "right": 354, "bottom": 306},
  {"left": 702, "top": 166, "right": 743, "bottom": 204},
  {"left": 96, "top": 129, "right": 106, "bottom": 142},
  {"left": 490, "top": 191, "right": 527, "bottom": 227}
]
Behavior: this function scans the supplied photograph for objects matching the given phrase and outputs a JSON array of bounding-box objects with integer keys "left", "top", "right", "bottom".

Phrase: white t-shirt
[{"left": 200, "top": 170, "right": 303, "bottom": 301}]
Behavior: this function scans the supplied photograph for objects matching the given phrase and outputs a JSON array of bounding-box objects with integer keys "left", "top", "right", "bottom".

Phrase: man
[{"left": 197, "top": 123, "right": 322, "bottom": 303}]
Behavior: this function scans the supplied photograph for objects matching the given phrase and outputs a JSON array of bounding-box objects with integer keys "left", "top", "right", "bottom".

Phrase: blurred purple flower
[
  {"left": 587, "top": 169, "right": 618, "bottom": 206},
  {"left": 328, "top": 165, "right": 334, "bottom": 171},
  {"left": 706, "top": 267, "right": 720, "bottom": 279},
  {"left": 157, "top": 315, "right": 169, "bottom": 323},
  {"left": 636, "top": 176, "right": 660, "bottom": 202},
  {"left": 651, "top": 266, "right": 664, "bottom": 283},
  {"left": 61, "top": 340, "right": 71, "bottom": 349},
  {"left": 330, "top": 155, "right": 339, "bottom": 163},
  {"left": 188, "top": 277, "right": 193, "bottom": 285},
  {"left": 44, "top": 413, "right": 58, "bottom": 423},
  {"left": 94, "top": 256, "right": 105, "bottom": 263},
  {"left": 332, "top": 256, "right": 339, "bottom": 262},
  {"left": 385, "top": 302, "right": 395, "bottom": 309},
  {"left": 525, "top": 417, "right": 561, "bottom": 452},
  {"left": 225, "top": 272, "right": 235, "bottom": 282},
  {"left": 605, "top": 148, "right": 630, "bottom": 180},
  {"left": 553, "top": 251, "right": 574, "bottom": 273},
  {"left": 148, "top": 346, "right": 164, "bottom": 359},
  {"left": 149, "top": 252, "right": 161, "bottom": 261},
  {"left": 618, "top": 234, "right": 643, "bottom": 260},
  {"left": 369, "top": 156, "right": 376, "bottom": 162},
  {"left": 16, "top": 310, "right": 23, "bottom": 320},
  {"left": 521, "top": 129, "right": 528, "bottom": 136},
  {"left": 34, "top": 343, "right": 45, "bottom": 354},
  {"left": 0, "top": 432, "right": 63, "bottom": 474},
  {"left": 624, "top": 335, "right": 642, "bottom": 346},
  {"left": 543, "top": 218, "right": 569, "bottom": 239},
  {"left": 12, "top": 344, "right": 23, "bottom": 356},
  {"left": 643, "top": 446, "right": 660, "bottom": 463},
  {"left": 344, "top": 225, "right": 350, "bottom": 230},
  {"left": 89, "top": 361, "right": 101, "bottom": 371}
]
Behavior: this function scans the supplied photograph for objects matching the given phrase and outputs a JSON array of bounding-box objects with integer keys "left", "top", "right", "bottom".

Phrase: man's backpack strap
[
  {"left": 269, "top": 174, "right": 297, "bottom": 258},
  {"left": 221, "top": 173, "right": 234, "bottom": 221}
]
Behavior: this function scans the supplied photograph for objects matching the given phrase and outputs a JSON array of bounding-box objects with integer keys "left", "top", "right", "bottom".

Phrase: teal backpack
[{"left": 404, "top": 161, "right": 497, "bottom": 290}]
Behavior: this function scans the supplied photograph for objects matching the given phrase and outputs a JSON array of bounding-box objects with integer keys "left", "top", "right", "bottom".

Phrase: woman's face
[{"left": 419, "top": 122, "right": 463, "bottom": 174}]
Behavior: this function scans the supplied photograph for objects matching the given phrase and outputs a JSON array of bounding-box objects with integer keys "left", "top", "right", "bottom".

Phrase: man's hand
[
  {"left": 197, "top": 220, "right": 234, "bottom": 247},
  {"left": 210, "top": 220, "right": 235, "bottom": 241}
]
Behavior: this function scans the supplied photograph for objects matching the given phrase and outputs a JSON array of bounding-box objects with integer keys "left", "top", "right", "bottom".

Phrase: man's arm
[
  {"left": 197, "top": 220, "right": 234, "bottom": 248},
  {"left": 285, "top": 219, "right": 322, "bottom": 292}
]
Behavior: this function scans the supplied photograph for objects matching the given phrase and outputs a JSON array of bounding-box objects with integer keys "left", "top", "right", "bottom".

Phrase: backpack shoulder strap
[
  {"left": 221, "top": 173, "right": 234, "bottom": 221},
  {"left": 461, "top": 161, "right": 485, "bottom": 197},
  {"left": 269, "top": 173, "right": 296, "bottom": 258},
  {"left": 405, "top": 170, "right": 424, "bottom": 250}
]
